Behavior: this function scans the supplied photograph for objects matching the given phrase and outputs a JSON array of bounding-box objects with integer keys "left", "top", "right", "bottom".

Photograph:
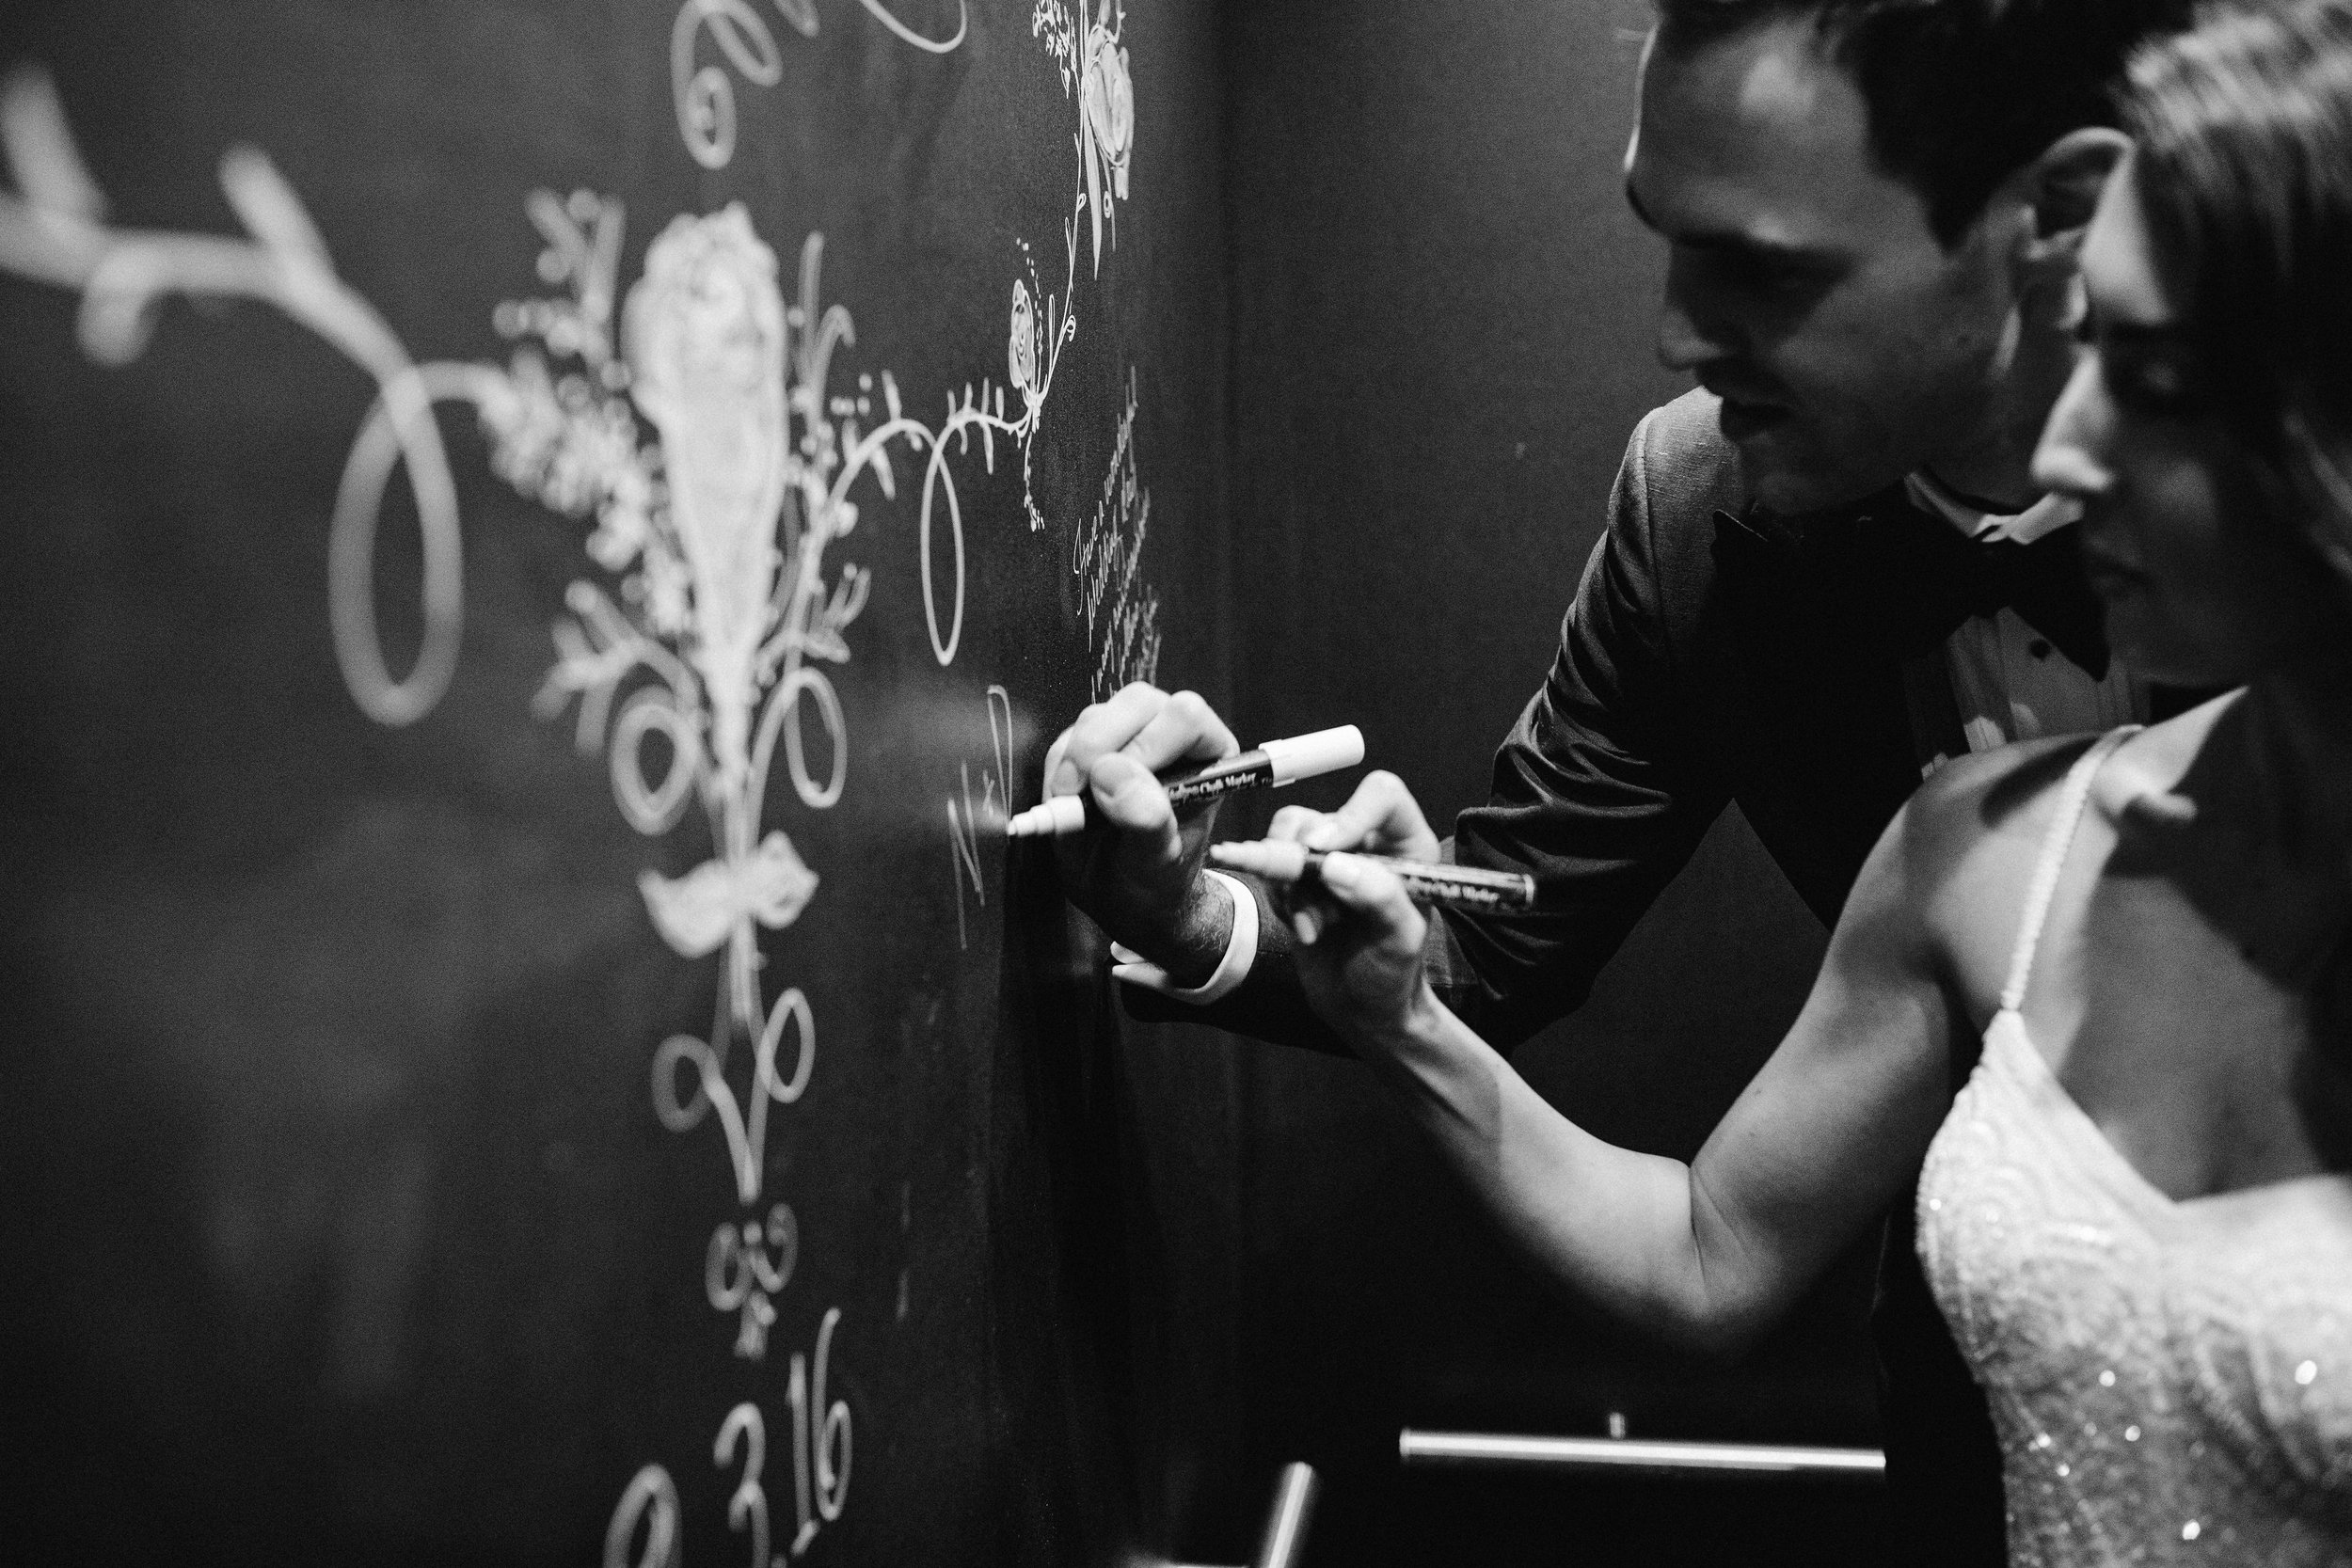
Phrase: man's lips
[
  {"left": 1699, "top": 376, "right": 1790, "bottom": 441},
  {"left": 1714, "top": 395, "right": 1790, "bottom": 442},
  {"left": 2081, "top": 540, "right": 2150, "bottom": 594}
]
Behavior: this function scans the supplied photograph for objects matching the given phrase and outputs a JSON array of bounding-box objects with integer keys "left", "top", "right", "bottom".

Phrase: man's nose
[
  {"left": 1656, "top": 252, "right": 1736, "bottom": 372},
  {"left": 2030, "top": 352, "right": 2115, "bottom": 499}
]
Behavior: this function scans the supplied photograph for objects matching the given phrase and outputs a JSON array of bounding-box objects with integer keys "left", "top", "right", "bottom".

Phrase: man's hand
[
  {"left": 1040, "top": 683, "right": 1241, "bottom": 984},
  {"left": 1259, "top": 770, "right": 1444, "bottom": 1046}
]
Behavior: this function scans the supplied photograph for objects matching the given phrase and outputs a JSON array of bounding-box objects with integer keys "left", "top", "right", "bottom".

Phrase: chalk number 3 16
[{"left": 605, "top": 1307, "right": 852, "bottom": 1566}]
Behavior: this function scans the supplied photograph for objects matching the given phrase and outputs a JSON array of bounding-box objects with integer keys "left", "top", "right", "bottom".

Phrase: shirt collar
[{"left": 1904, "top": 468, "right": 2081, "bottom": 546}]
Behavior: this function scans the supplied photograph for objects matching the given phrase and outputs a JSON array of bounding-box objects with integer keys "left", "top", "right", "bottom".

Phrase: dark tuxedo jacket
[{"left": 1133, "top": 387, "right": 2114, "bottom": 1565}]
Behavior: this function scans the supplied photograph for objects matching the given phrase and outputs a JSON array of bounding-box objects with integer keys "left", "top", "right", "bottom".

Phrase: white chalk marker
[
  {"left": 1005, "top": 724, "right": 1365, "bottom": 837},
  {"left": 1209, "top": 839, "right": 1537, "bottom": 913}
]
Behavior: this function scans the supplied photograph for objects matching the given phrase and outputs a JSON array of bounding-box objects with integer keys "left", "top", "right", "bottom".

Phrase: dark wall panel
[{"left": 1218, "top": 3, "right": 1882, "bottom": 1559}]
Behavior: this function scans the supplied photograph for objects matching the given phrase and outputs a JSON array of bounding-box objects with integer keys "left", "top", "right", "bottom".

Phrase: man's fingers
[
  {"left": 1085, "top": 752, "right": 1180, "bottom": 838},
  {"left": 1048, "top": 684, "right": 1170, "bottom": 797},
  {"left": 1125, "top": 689, "right": 1239, "bottom": 778}
]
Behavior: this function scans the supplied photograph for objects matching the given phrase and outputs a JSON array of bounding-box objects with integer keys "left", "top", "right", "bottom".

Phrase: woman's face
[{"left": 2031, "top": 152, "right": 2330, "bottom": 689}]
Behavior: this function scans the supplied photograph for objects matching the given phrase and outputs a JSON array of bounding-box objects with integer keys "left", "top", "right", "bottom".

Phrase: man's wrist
[
  {"left": 1162, "top": 867, "right": 1238, "bottom": 987},
  {"left": 1109, "top": 870, "right": 1255, "bottom": 1004}
]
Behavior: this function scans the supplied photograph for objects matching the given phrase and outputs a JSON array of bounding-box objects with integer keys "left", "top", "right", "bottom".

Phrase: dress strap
[{"left": 1998, "top": 727, "right": 2142, "bottom": 1015}]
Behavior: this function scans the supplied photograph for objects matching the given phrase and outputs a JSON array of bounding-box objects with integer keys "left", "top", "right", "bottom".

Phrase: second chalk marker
[
  {"left": 1208, "top": 839, "right": 1536, "bottom": 913},
  {"left": 1005, "top": 724, "right": 1365, "bottom": 838}
]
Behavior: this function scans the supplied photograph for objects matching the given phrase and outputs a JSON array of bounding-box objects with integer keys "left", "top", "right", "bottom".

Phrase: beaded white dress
[{"left": 1916, "top": 730, "right": 2352, "bottom": 1565}]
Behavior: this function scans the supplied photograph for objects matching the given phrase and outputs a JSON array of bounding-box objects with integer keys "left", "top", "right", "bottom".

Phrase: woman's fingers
[
  {"left": 1305, "top": 770, "right": 1438, "bottom": 857},
  {"left": 1313, "top": 850, "right": 1417, "bottom": 935},
  {"left": 1267, "top": 804, "right": 1327, "bottom": 844}
]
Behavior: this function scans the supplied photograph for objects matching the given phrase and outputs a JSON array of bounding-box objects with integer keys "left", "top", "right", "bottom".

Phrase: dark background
[
  {"left": 1216, "top": 3, "right": 1880, "bottom": 1560},
  {"left": 0, "top": 1, "right": 1882, "bottom": 1563}
]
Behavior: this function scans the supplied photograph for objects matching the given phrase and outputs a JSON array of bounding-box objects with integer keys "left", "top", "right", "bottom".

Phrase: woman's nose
[{"left": 2030, "top": 351, "right": 2115, "bottom": 500}]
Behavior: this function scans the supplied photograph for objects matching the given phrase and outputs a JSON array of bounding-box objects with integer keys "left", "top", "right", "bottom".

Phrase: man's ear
[{"left": 2018, "top": 126, "right": 2132, "bottom": 262}]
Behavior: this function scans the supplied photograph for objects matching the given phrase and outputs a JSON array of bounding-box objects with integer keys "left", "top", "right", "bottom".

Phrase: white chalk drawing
[
  {"left": 602, "top": 1318, "right": 850, "bottom": 1567},
  {"left": 0, "top": 67, "right": 485, "bottom": 729},
  {"left": 945, "top": 685, "right": 1016, "bottom": 950},
  {"left": 498, "top": 197, "right": 907, "bottom": 1142},
  {"left": 1073, "top": 371, "right": 1163, "bottom": 700},
  {"left": 0, "top": 73, "right": 891, "bottom": 1399},
  {"left": 1031, "top": 0, "right": 1132, "bottom": 277},
  {"left": 890, "top": 0, "right": 1136, "bottom": 661},
  {"left": 674, "top": 0, "right": 968, "bottom": 171},
  {"left": 3, "top": 4, "right": 1159, "bottom": 1544},
  {"left": 707, "top": 1202, "right": 800, "bottom": 1360}
]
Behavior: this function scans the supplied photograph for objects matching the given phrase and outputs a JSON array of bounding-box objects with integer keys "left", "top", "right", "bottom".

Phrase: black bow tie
[
  {"left": 1909, "top": 516, "right": 2112, "bottom": 679},
  {"left": 1731, "top": 496, "right": 2113, "bottom": 680}
]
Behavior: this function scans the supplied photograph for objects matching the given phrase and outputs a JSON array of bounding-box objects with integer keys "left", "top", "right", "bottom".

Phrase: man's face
[{"left": 1627, "top": 19, "right": 2021, "bottom": 512}]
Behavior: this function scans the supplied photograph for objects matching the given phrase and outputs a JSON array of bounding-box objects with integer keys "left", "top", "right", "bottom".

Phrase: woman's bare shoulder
[
  {"left": 1862, "top": 735, "right": 2108, "bottom": 1014},
  {"left": 1899, "top": 734, "right": 2104, "bottom": 879}
]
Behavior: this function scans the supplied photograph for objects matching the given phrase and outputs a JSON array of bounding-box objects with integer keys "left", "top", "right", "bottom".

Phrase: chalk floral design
[
  {"left": 488, "top": 194, "right": 925, "bottom": 1085},
  {"left": 1032, "top": 0, "right": 1130, "bottom": 276},
  {"left": 672, "top": 0, "right": 968, "bottom": 171},
  {"left": 1078, "top": 15, "right": 1133, "bottom": 264}
]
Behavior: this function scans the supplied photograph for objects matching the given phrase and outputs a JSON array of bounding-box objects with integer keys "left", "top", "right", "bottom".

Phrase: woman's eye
[{"left": 2100, "top": 348, "right": 2208, "bottom": 418}]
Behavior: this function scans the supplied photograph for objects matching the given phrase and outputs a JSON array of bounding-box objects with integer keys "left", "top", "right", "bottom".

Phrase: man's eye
[{"left": 1711, "top": 254, "right": 1820, "bottom": 301}]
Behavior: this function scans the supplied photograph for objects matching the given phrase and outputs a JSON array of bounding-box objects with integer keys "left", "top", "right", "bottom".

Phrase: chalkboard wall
[
  {"left": 2, "top": 3, "right": 1899, "bottom": 1564},
  {"left": 0, "top": 1, "right": 1248, "bottom": 1563}
]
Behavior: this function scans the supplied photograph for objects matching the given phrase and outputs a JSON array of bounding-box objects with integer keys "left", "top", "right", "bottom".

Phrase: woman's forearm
[{"left": 1359, "top": 986, "right": 1755, "bottom": 1356}]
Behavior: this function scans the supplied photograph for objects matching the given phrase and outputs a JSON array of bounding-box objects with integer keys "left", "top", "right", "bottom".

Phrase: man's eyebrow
[{"left": 1622, "top": 178, "right": 1829, "bottom": 263}]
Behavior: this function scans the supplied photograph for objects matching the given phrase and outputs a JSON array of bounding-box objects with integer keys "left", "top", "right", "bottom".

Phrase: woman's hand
[{"left": 1259, "top": 769, "right": 1443, "bottom": 1047}]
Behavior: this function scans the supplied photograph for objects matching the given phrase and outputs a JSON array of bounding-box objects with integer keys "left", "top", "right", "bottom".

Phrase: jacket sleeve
[{"left": 1124, "top": 407, "right": 1732, "bottom": 1056}]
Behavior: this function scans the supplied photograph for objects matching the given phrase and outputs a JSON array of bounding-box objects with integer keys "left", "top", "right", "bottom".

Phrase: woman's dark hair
[
  {"left": 2125, "top": 0, "right": 2352, "bottom": 600},
  {"left": 1657, "top": 0, "right": 2195, "bottom": 243},
  {"left": 2126, "top": 0, "right": 2352, "bottom": 1162}
]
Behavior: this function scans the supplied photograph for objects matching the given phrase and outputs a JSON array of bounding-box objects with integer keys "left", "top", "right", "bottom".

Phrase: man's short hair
[{"left": 1656, "top": 0, "right": 2196, "bottom": 243}]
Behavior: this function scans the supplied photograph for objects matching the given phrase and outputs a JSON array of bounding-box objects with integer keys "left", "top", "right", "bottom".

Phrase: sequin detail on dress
[{"left": 1915, "top": 730, "right": 2352, "bottom": 1565}]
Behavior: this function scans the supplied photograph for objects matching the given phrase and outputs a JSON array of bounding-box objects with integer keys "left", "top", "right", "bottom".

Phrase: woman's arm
[{"left": 1231, "top": 786, "right": 1961, "bottom": 1360}]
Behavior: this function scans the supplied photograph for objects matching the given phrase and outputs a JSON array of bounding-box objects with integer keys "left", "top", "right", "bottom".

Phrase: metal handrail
[{"left": 1399, "top": 1429, "right": 1884, "bottom": 1481}]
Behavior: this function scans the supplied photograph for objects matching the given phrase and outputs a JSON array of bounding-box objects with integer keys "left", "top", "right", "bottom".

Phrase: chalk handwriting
[
  {"left": 601, "top": 1316, "right": 850, "bottom": 1567},
  {"left": 674, "top": 0, "right": 968, "bottom": 171},
  {"left": 787, "top": 1308, "right": 854, "bottom": 1545},
  {"left": 904, "top": 0, "right": 1138, "bottom": 657},
  {"left": 945, "top": 685, "right": 1016, "bottom": 950},
  {"left": 604, "top": 1465, "right": 682, "bottom": 1568},
  {"left": 716, "top": 1401, "right": 773, "bottom": 1568},
  {"left": 1073, "top": 371, "right": 1164, "bottom": 700}
]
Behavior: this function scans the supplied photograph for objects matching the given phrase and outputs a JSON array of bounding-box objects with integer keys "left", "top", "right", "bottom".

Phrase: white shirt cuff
[{"left": 1109, "top": 868, "right": 1258, "bottom": 1005}]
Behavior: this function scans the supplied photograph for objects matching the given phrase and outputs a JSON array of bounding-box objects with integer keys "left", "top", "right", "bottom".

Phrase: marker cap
[{"left": 1263, "top": 724, "right": 1365, "bottom": 785}]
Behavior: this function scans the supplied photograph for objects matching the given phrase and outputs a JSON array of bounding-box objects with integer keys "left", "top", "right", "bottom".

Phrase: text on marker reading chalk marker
[
  {"left": 1004, "top": 724, "right": 1364, "bottom": 837},
  {"left": 1207, "top": 841, "right": 1537, "bottom": 912}
]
